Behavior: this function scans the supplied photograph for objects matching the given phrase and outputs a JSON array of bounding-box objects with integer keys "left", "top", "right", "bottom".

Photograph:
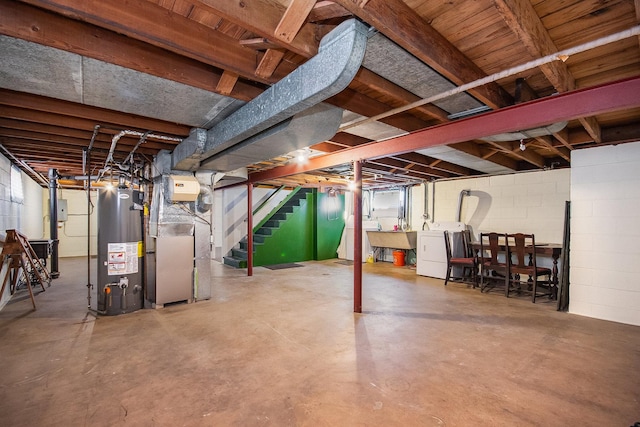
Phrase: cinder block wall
[
  {"left": 431, "top": 169, "right": 570, "bottom": 244},
  {"left": 42, "top": 188, "right": 98, "bottom": 257},
  {"left": 570, "top": 141, "right": 640, "bottom": 326},
  {"left": 0, "top": 153, "right": 44, "bottom": 310}
]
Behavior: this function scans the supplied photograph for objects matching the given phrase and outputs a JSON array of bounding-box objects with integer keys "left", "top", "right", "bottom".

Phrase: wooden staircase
[{"left": 223, "top": 188, "right": 312, "bottom": 268}]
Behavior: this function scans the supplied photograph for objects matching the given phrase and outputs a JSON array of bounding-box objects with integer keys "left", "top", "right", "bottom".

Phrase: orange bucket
[{"left": 392, "top": 250, "right": 405, "bottom": 266}]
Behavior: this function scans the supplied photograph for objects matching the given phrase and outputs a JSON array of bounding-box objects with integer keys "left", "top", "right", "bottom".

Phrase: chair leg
[
  {"left": 505, "top": 272, "right": 510, "bottom": 297},
  {"left": 444, "top": 264, "right": 451, "bottom": 286},
  {"left": 532, "top": 275, "right": 537, "bottom": 303},
  {"left": 471, "top": 265, "right": 477, "bottom": 289}
]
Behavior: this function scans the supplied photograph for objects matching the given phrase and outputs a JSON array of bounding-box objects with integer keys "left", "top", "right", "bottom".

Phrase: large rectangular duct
[
  {"left": 171, "top": 19, "right": 368, "bottom": 172},
  {"left": 200, "top": 103, "right": 342, "bottom": 171}
]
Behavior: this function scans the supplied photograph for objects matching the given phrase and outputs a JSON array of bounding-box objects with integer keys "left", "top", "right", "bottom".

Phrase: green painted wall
[
  {"left": 316, "top": 193, "right": 345, "bottom": 260},
  {"left": 253, "top": 193, "right": 315, "bottom": 266},
  {"left": 252, "top": 191, "right": 345, "bottom": 266}
]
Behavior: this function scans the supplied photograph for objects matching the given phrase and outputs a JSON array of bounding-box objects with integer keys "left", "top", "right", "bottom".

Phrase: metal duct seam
[
  {"left": 199, "top": 102, "right": 343, "bottom": 172},
  {"left": 172, "top": 18, "right": 369, "bottom": 171}
]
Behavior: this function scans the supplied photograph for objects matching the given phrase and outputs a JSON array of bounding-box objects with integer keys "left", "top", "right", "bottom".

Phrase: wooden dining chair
[
  {"left": 505, "top": 233, "right": 552, "bottom": 302},
  {"left": 443, "top": 230, "right": 477, "bottom": 287},
  {"left": 479, "top": 232, "right": 508, "bottom": 293}
]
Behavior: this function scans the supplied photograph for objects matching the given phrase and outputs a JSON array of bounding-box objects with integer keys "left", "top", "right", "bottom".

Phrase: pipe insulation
[
  {"left": 172, "top": 19, "right": 369, "bottom": 171},
  {"left": 340, "top": 25, "right": 640, "bottom": 132}
]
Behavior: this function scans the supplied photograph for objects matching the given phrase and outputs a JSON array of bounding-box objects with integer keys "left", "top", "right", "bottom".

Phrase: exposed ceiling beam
[
  {"left": 0, "top": 89, "right": 190, "bottom": 136},
  {"left": 255, "top": 49, "right": 287, "bottom": 79},
  {"left": 389, "top": 152, "right": 478, "bottom": 176},
  {"left": 0, "top": 1, "right": 264, "bottom": 101},
  {"left": 249, "top": 76, "right": 640, "bottom": 182},
  {"left": 332, "top": 0, "right": 513, "bottom": 109},
  {"left": 368, "top": 158, "right": 450, "bottom": 179},
  {"left": 635, "top": 0, "right": 640, "bottom": 47},
  {"left": 0, "top": 118, "right": 174, "bottom": 146},
  {"left": 20, "top": 0, "right": 291, "bottom": 84},
  {"left": 193, "top": 0, "right": 320, "bottom": 57},
  {"left": 188, "top": 0, "right": 517, "bottom": 171},
  {"left": 274, "top": 0, "right": 317, "bottom": 43},
  {"left": 309, "top": 1, "right": 352, "bottom": 22},
  {"left": 534, "top": 136, "right": 571, "bottom": 162},
  {"left": 492, "top": 0, "right": 602, "bottom": 142},
  {"left": 216, "top": 71, "right": 240, "bottom": 96}
]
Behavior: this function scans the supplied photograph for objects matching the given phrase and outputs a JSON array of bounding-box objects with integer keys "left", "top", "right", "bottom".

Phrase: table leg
[{"left": 551, "top": 253, "right": 559, "bottom": 300}]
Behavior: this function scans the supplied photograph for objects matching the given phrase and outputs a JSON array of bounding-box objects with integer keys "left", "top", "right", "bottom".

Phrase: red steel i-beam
[
  {"left": 353, "top": 160, "right": 362, "bottom": 313},
  {"left": 248, "top": 76, "right": 640, "bottom": 183},
  {"left": 247, "top": 182, "right": 253, "bottom": 277}
]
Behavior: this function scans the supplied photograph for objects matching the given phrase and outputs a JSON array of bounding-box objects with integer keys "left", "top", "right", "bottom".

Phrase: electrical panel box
[
  {"left": 167, "top": 175, "right": 200, "bottom": 202},
  {"left": 57, "top": 199, "right": 68, "bottom": 221}
]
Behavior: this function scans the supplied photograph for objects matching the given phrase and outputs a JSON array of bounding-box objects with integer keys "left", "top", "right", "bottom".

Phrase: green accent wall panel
[
  {"left": 252, "top": 190, "right": 345, "bottom": 267},
  {"left": 253, "top": 193, "right": 315, "bottom": 266},
  {"left": 316, "top": 193, "right": 345, "bottom": 260}
]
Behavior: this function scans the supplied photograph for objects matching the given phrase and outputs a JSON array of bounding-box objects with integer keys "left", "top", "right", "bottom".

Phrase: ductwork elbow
[{"left": 172, "top": 18, "right": 369, "bottom": 171}]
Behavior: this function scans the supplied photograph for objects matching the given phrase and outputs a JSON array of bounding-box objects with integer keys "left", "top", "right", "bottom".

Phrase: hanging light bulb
[
  {"left": 519, "top": 139, "right": 526, "bottom": 151},
  {"left": 296, "top": 149, "right": 309, "bottom": 164}
]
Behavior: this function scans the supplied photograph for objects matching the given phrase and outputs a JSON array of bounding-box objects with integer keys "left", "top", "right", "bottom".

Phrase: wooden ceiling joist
[
  {"left": 332, "top": 0, "right": 513, "bottom": 109},
  {"left": 249, "top": 76, "right": 640, "bottom": 183}
]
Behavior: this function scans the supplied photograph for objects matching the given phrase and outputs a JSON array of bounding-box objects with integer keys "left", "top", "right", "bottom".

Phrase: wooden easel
[{"left": 0, "top": 230, "right": 51, "bottom": 310}]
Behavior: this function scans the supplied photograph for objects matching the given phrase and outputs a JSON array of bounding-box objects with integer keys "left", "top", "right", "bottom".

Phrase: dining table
[{"left": 470, "top": 241, "right": 563, "bottom": 299}]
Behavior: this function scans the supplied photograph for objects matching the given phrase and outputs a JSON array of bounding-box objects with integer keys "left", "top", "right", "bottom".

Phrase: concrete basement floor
[{"left": 0, "top": 257, "right": 639, "bottom": 427}]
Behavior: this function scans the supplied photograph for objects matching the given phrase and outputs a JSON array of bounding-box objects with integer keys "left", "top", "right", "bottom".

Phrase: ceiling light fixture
[{"left": 296, "top": 149, "right": 309, "bottom": 164}]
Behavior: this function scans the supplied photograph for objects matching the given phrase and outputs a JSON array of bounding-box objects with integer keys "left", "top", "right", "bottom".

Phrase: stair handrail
[
  {"left": 252, "top": 187, "right": 306, "bottom": 233},
  {"left": 252, "top": 185, "right": 285, "bottom": 216}
]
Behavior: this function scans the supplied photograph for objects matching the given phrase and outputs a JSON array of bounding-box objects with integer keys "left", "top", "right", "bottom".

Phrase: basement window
[{"left": 10, "top": 165, "right": 24, "bottom": 203}]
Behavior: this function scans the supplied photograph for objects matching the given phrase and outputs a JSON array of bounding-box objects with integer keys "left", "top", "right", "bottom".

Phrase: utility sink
[{"left": 366, "top": 231, "right": 417, "bottom": 250}]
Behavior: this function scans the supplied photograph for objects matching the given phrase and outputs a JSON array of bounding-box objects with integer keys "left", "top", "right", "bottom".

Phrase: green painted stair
[{"left": 223, "top": 188, "right": 312, "bottom": 268}]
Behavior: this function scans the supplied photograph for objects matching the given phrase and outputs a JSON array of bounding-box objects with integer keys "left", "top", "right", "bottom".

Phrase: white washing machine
[{"left": 416, "top": 221, "right": 466, "bottom": 279}]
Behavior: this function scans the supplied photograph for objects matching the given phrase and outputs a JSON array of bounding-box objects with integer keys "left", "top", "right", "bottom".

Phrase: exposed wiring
[{"left": 178, "top": 203, "right": 211, "bottom": 226}]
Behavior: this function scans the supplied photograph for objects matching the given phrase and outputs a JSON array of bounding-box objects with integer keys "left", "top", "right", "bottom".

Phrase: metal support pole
[
  {"left": 247, "top": 183, "right": 253, "bottom": 277},
  {"left": 85, "top": 148, "right": 92, "bottom": 308},
  {"left": 48, "top": 168, "right": 60, "bottom": 279},
  {"left": 353, "top": 160, "right": 362, "bottom": 313}
]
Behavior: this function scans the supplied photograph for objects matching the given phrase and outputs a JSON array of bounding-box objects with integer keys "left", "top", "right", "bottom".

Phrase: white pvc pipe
[{"left": 339, "top": 25, "right": 640, "bottom": 132}]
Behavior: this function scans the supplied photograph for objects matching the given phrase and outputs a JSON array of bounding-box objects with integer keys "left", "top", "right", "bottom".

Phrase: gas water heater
[{"left": 97, "top": 186, "right": 144, "bottom": 315}]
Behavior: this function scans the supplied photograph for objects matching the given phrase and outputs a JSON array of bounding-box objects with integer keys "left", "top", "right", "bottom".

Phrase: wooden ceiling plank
[
  {"left": 20, "top": 0, "right": 286, "bottom": 84},
  {"left": 193, "top": 0, "right": 319, "bottom": 57},
  {"left": 332, "top": 0, "right": 513, "bottom": 109},
  {"left": 492, "top": 0, "right": 575, "bottom": 92},
  {"left": 492, "top": 0, "right": 603, "bottom": 145},
  {"left": 309, "top": 142, "right": 346, "bottom": 153},
  {"left": 274, "top": 0, "right": 317, "bottom": 44},
  {"left": 309, "top": 2, "right": 352, "bottom": 22}
]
